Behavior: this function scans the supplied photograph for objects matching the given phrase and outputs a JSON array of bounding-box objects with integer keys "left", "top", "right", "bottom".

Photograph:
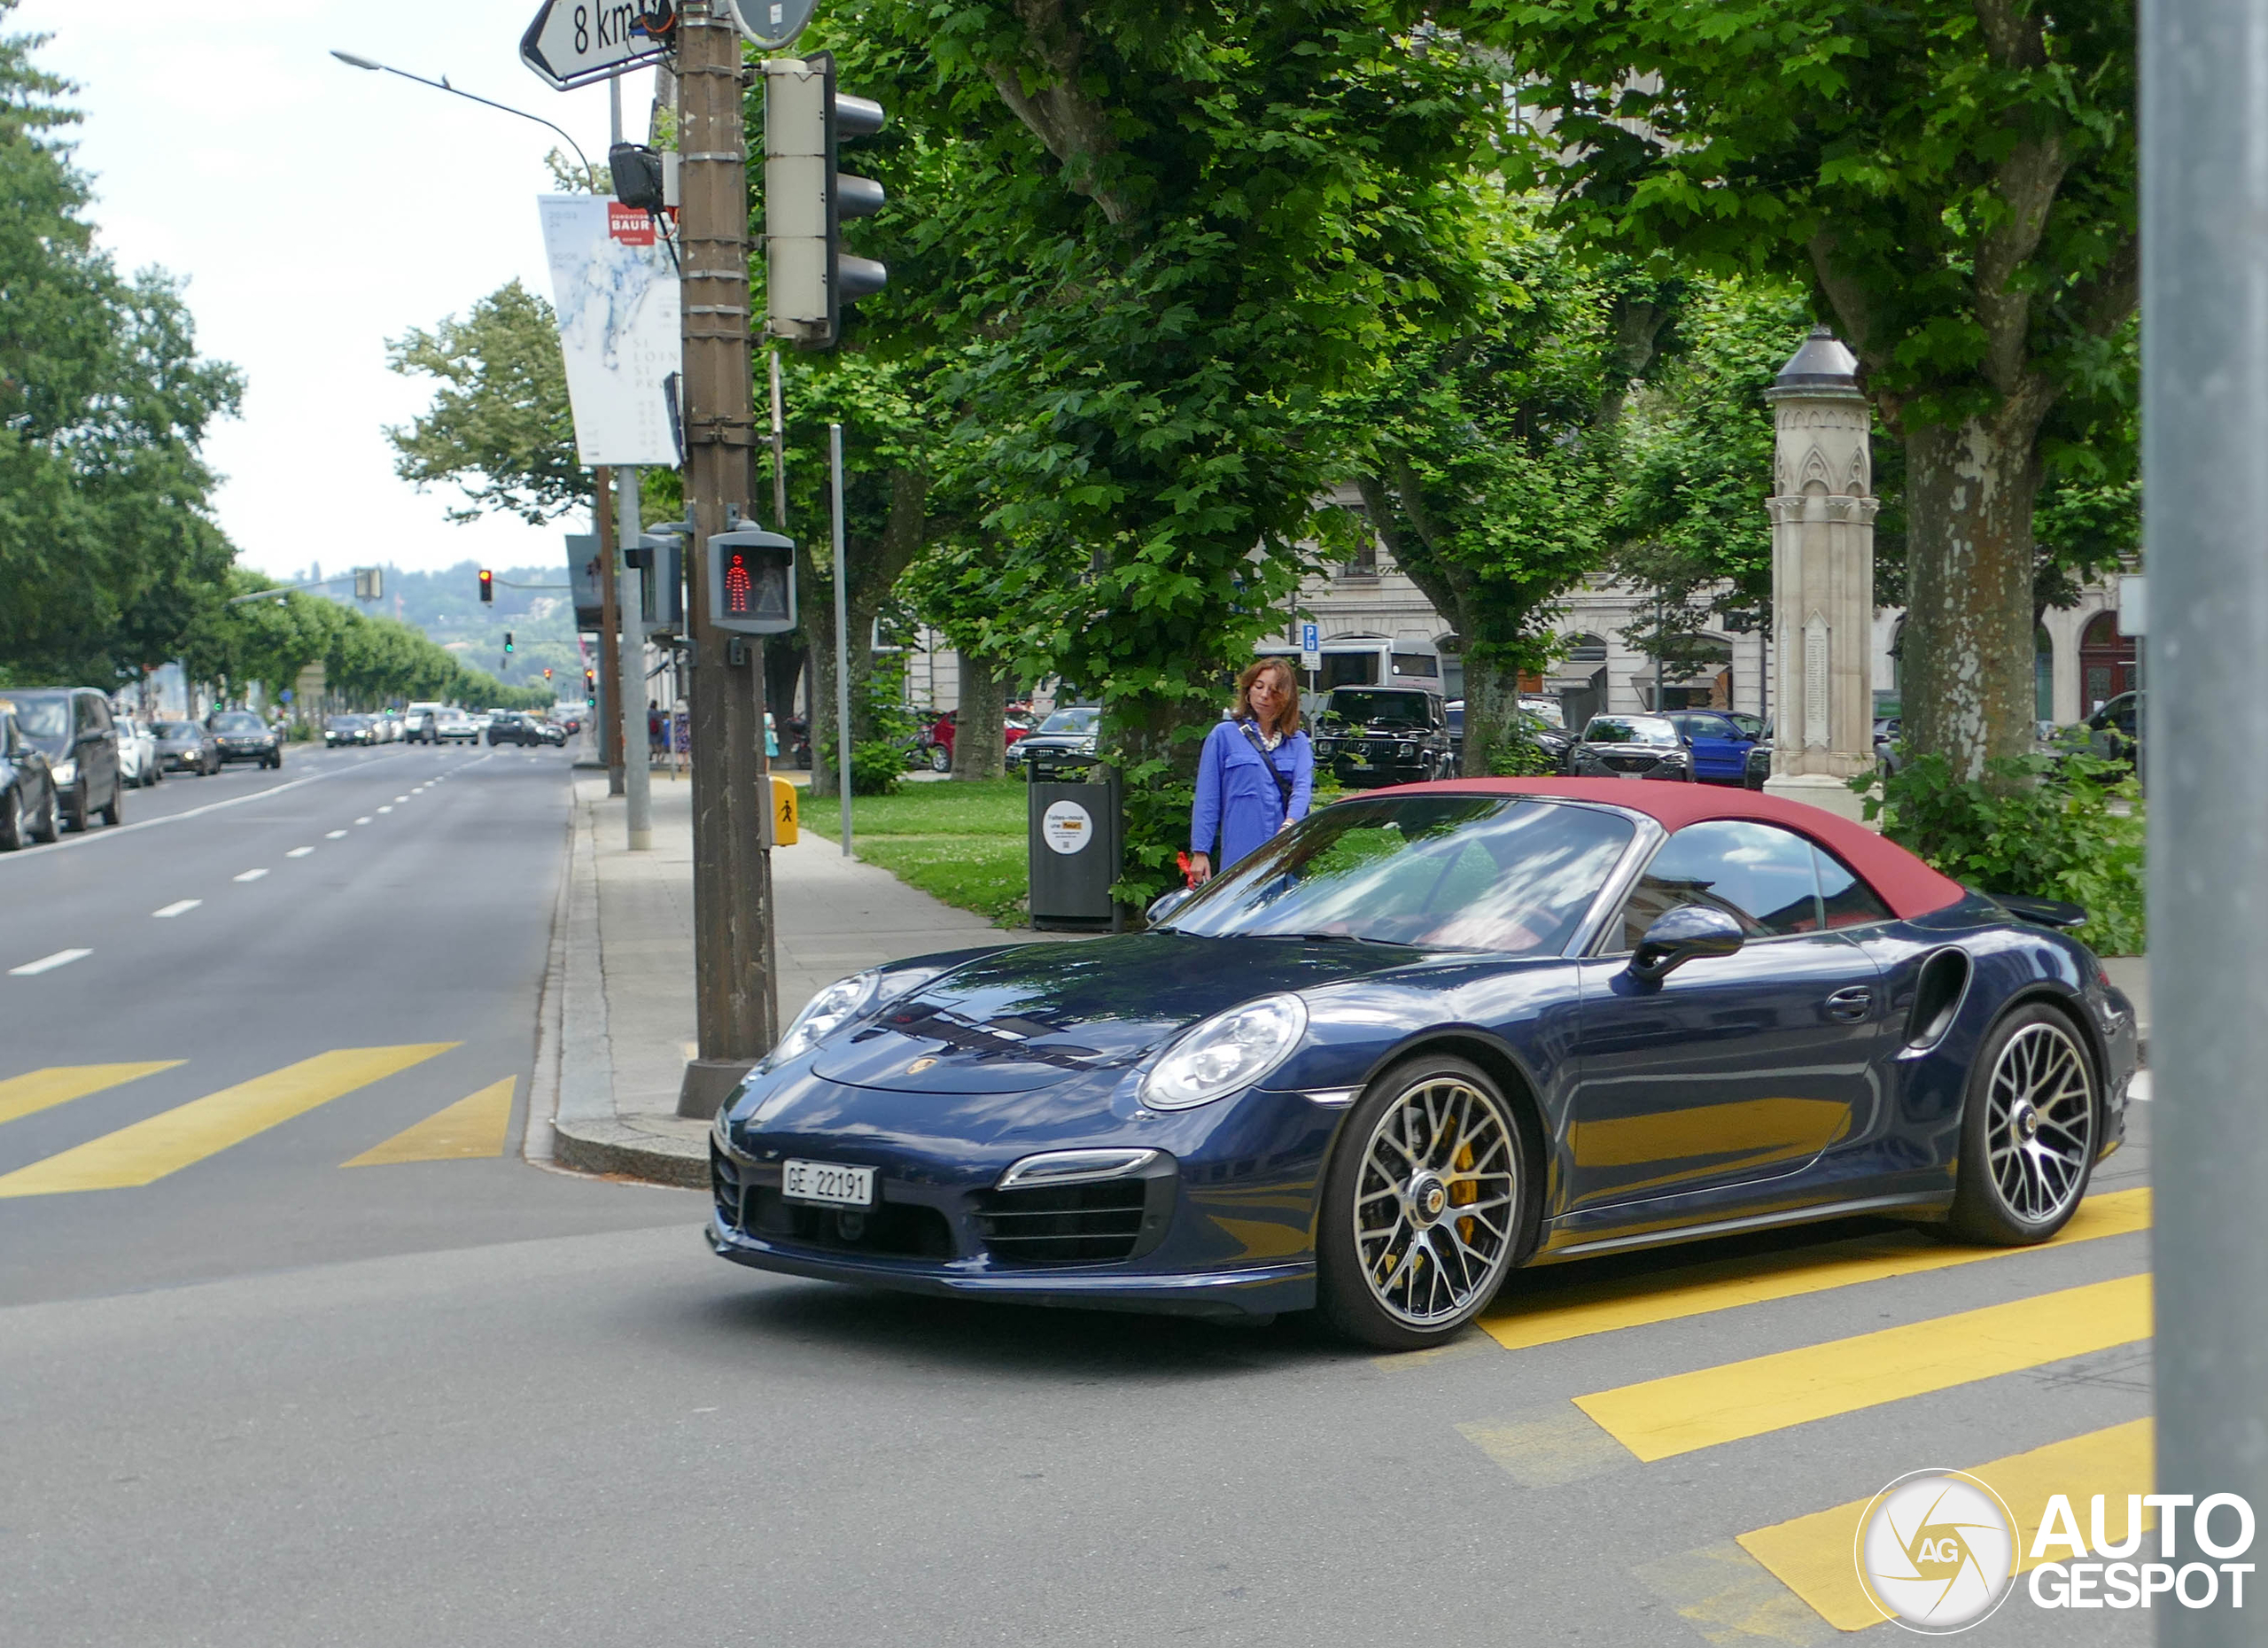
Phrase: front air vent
[
  {"left": 973, "top": 1172, "right": 1173, "bottom": 1265},
  {"left": 1905, "top": 949, "right": 1971, "bottom": 1050}
]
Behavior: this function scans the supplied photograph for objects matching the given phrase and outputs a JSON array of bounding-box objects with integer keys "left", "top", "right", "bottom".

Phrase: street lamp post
[{"left": 329, "top": 51, "right": 598, "bottom": 189}]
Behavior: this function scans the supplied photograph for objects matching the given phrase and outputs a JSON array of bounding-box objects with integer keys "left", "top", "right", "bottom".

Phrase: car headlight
[
  {"left": 766, "top": 964, "right": 951, "bottom": 1069},
  {"left": 1139, "top": 994, "right": 1308, "bottom": 1111},
  {"left": 51, "top": 758, "right": 75, "bottom": 786}
]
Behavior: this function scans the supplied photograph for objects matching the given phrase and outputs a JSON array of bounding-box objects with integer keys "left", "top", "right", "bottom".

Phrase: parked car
[
  {"left": 2087, "top": 691, "right": 2140, "bottom": 770},
  {"left": 535, "top": 718, "right": 568, "bottom": 747},
  {"left": 1444, "top": 701, "right": 1573, "bottom": 775},
  {"left": 208, "top": 709, "right": 282, "bottom": 769},
  {"left": 708, "top": 779, "right": 2137, "bottom": 1349},
  {"left": 152, "top": 719, "right": 221, "bottom": 775},
  {"left": 919, "top": 709, "right": 1036, "bottom": 773},
  {"left": 0, "top": 703, "right": 60, "bottom": 849},
  {"left": 1570, "top": 714, "right": 1694, "bottom": 782},
  {"left": 4, "top": 688, "right": 122, "bottom": 830},
  {"left": 1874, "top": 717, "right": 1905, "bottom": 776},
  {"left": 1014, "top": 705, "right": 1103, "bottom": 781},
  {"left": 435, "top": 711, "right": 482, "bottom": 744},
  {"left": 111, "top": 713, "right": 160, "bottom": 788},
  {"left": 326, "top": 714, "right": 375, "bottom": 747},
  {"left": 1661, "top": 711, "right": 1758, "bottom": 786},
  {"left": 1311, "top": 688, "right": 1454, "bottom": 789},
  {"left": 1724, "top": 711, "right": 1766, "bottom": 740},
  {"left": 1744, "top": 724, "right": 1773, "bottom": 790}
]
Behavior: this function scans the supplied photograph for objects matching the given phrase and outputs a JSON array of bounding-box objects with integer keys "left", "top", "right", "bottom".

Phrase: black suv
[
  {"left": 208, "top": 710, "right": 282, "bottom": 769},
  {"left": 487, "top": 713, "right": 555, "bottom": 747},
  {"left": 1312, "top": 688, "right": 1453, "bottom": 789},
  {"left": 4, "top": 688, "right": 122, "bottom": 830}
]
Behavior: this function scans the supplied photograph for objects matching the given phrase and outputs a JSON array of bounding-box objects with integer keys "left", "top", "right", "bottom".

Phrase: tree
[
  {"left": 384, "top": 280, "right": 583, "bottom": 525},
  {"left": 1338, "top": 200, "right": 1676, "bottom": 773},
  {"left": 0, "top": 11, "right": 244, "bottom": 687},
  {"left": 845, "top": 0, "right": 1504, "bottom": 896},
  {"left": 1479, "top": 0, "right": 2136, "bottom": 779}
]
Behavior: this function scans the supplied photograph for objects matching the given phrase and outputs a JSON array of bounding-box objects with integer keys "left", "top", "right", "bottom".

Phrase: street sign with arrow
[{"left": 520, "top": 0, "right": 672, "bottom": 92}]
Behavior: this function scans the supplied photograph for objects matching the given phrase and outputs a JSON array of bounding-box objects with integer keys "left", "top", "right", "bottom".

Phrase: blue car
[
  {"left": 710, "top": 779, "right": 2138, "bottom": 1349},
  {"left": 1664, "top": 710, "right": 1759, "bottom": 785}
]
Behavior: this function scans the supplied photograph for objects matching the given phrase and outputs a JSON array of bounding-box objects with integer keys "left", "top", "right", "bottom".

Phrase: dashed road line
[
  {"left": 9, "top": 949, "right": 91, "bottom": 976},
  {"left": 286, "top": 847, "right": 314, "bottom": 859},
  {"left": 355, "top": 816, "right": 372, "bottom": 825},
  {"left": 325, "top": 829, "right": 346, "bottom": 839},
  {"left": 377, "top": 805, "right": 392, "bottom": 814},
  {"left": 233, "top": 868, "right": 268, "bottom": 882},
  {"left": 151, "top": 899, "right": 202, "bottom": 919}
]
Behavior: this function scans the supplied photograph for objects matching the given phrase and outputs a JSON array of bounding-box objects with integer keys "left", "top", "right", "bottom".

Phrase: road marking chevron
[
  {"left": 0, "top": 1063, "right": 183, "bottom": 1129},
  {"left": 0, "top": 1045, "right": 456, "bottom": 1198},
  {"left": 343, "top": 1077, "right": 516, "bottom": 1166}
]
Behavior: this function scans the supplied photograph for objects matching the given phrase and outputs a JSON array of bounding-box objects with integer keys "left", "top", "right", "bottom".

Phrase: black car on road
[
  {"left": 1569, "top": 713, "right": 1695, "bottom": 782},
  {"left": 487, "top": 713, "right": 559, "bottom": 747},
  {"left": 4, "top": 688, "right": 121, "bottom": 830},
  {"left": 152, "top": 719, "right": 221, "bottom": 775},
  {"left": 325, "top": 714, "right": 375, "bottom": 747},
  {"left": 207, "top": 710, "right": 282, "bottom": 769},
  {"left": 1312, "top": 687, "right": 1454, "bottom": 789},
  {"left": 0, "top": 704, "right": 60, "bottom": 849}
]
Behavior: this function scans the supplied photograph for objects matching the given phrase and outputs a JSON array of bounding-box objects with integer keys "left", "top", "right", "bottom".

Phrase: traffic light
[
  {"left": 503, "top": 632, "right": 515, "bottom": 654},
  {"left": 478, "top": 569, "right": 494, "bottom": 603},
  {"left": 353, "top": 567, "right": 383, "bottom": 601},
  {"left": 584, "top": 668, "right": 596, "bottom": 707},
  {"left": 543, "top": 667, "right": 553, "bottom": 681},
  {"left": 706, "top": 527, "right": 796, "bottom": 634},
  {"left": 762, "top": 52, "right": 886, "bottom": 350}
]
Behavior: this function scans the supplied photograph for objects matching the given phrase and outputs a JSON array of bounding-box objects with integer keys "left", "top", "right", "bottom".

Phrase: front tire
[
  {"left": 1318, "top": 1054, "right": 1533, "bottom": 1349},
  {"left": 29, "top": 786, "right": 58, "bottom": 843},
  {"left": 98, "top": 783, "right": 120, "bottom": 828},
  {"left": 0, "top": 786, "right": 24, "bottom": 851},
  {"left": 928, "top": 744, "right": 951, "bottom": 773},
  {"left": 1949, "top": 1004, "right": 2097, "bottom": 1244}
]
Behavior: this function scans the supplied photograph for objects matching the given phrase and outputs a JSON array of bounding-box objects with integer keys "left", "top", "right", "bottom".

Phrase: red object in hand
[{"left": 1177, "top": 851, "right": 1202, "bottom": 890}]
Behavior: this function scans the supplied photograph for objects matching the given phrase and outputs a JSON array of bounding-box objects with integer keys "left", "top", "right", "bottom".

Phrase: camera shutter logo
[{"left": 1855, "top": 1470, "right": 2019, "bottom": 1633}]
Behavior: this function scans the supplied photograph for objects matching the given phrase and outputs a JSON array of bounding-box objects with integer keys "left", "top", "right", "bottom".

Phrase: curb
[{"left": 538, "top": 778, "right": 715, "bottom": 1191}]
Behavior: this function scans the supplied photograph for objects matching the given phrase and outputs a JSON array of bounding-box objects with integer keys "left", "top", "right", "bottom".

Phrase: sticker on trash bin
[{"left": 1042, "top": 800, "right": 1094, "bottom": 855}]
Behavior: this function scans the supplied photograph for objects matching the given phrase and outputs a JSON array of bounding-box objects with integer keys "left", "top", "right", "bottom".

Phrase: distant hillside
[{"left": 291, "top": 558, "right": 584, "bottom": 696}]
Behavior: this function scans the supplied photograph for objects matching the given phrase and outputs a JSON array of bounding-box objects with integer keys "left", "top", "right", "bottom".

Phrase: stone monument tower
[{"left": 1762, "top": 326, "right": 1877, "bottom": 824}]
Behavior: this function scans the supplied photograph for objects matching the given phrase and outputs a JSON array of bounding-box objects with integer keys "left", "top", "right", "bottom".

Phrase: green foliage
[
  {"left": 850, "top": 741, "right": 906, "bottom": 797},
  {"left": 0, "top": 12, "right": 245, "bottom": 686},
  {"left": 1852, "top": 747, "right": 2145, "bottom": 955},
  {"left": 384, "top": 281, "right": 584, "bottom": 525},
  {"left": 1487, "top": 728, "right": 1560, "bottom": 778}
]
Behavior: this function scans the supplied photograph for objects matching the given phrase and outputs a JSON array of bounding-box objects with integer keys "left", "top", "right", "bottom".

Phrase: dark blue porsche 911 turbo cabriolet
[{"left": 709, "top": 779, "right": 2138, "bottom": 1349}]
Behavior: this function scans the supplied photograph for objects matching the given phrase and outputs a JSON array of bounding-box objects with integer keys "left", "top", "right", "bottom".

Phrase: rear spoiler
[{"left": 1992, "top": 893, "right": 2089, "bottom": 930}]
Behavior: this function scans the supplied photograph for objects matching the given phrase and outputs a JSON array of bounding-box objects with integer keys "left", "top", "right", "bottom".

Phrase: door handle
[{"left": 1825, "top": 986, "right": 1876, "bottom": 1022}]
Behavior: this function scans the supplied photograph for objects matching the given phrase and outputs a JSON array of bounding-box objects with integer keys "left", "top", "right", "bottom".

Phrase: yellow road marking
[
  {"left": 1738, "top": 1419, "right": 2155, "bottom": 1632},
  {"left": 1482, "top": 1188, "right": 2150, "bottom": 1352},
  {"left": 342, "top": 1077, "right": 516, "bottom": 1166},
  {"left": 0, "top": 1046, "right": 455, "bottom": 1197},
  {"left": 0, "top": 1063, "right": 181, "bottom": 1129},
  {"left": 1575, "top": 1272, "right": 2152, "bottom": 1462}
]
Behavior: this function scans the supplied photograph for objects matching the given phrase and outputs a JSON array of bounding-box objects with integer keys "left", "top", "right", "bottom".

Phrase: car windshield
[
  {"left": 212, "top": 712, "right": 263, "bottom": 732},
  {"left": 1519, "top": 698, "right": 1566, "bottom": 729},
  {"left": 154, "top": 721, "right": 197, "bottom": 738},
  {"left": 1323, "top": 690, "right": 1431, "bottom": 728},
  {"left": 1161, "top": 795, "right": 1633, "bottom": 954},
  {"left": 1585, "top": 716, "right": 1679, "bottom": 747},
  {"left": 6, "top": 696, "right": 69, "bottom": 744},
  {"left": 1037, "top": 708, "right": 1099, "bottom": 735}
]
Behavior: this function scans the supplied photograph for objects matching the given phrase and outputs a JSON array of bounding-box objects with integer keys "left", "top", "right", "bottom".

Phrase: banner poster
[{"left": 537, "top": 195, "right": 682, "bottom": 466}]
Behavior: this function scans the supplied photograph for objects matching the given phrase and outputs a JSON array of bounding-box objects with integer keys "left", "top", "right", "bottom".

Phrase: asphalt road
[{"left": 0, "top": 747, "right": 2161, "bottom": 1646}]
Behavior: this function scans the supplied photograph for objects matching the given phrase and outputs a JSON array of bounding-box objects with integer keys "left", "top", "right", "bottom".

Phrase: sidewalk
[{"left": 537, "top": 773, "right": 1071, "bottom": 1186}]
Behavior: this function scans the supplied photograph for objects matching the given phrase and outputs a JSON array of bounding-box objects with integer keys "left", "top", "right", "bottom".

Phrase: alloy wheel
[
  {"left": 1352, "top": 1074, "right": 1519, "bottom": 1328},
  {"left": 1, "top": 786, "right": 23, "bottom": 850},
  {"left": 1983, "top": 1021, "right": 2093, "bottom": 1224}
]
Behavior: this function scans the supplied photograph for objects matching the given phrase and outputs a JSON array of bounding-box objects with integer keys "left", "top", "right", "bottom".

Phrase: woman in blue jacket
[{"left": 1189, "top": 657, "right": 1313, "bottom": 882}]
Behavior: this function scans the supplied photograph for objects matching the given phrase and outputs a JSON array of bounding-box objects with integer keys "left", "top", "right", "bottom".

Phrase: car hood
[{"left": 807, "top": 933, "right": 1425, "bottom": 1096}]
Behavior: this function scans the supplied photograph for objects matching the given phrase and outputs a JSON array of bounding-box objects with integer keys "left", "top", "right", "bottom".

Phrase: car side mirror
[
  {"left": 1146, "top": 887, "right": 1193, "bottom": 927},
  {"left": 1681, "top": 734, "right": 1695, "bottom": 747},
  {"left": 1629, "top": 906, "right": 1745, "bottom": 983}
]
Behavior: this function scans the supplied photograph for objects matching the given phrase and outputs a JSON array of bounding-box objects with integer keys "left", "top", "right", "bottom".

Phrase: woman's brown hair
[{"left": 1231, "top": 657, "right": 1301, "bottom": 736}]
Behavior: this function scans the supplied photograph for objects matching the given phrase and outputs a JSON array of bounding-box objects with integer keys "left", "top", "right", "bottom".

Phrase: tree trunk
[
  {"left": 1458, "top": 650, "right": 1528, "bottom": 776},
  {"left": 1899, "top": 408, "right": 2048, "bottom": 781},
  {"left": 952, "top": 649, "right": 1006, "bottom": 780}
]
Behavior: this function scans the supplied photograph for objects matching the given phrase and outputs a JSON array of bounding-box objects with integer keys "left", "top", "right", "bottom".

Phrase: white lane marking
[
  {"left": 10, "top": 948, "right": 90, "bottom": 976},
  {"left": 0, "top": 756, "right": 415, "bottom": 866},
  {"left": 394, "top": 795, "right": 408, "bottom": 802},
  {"left": 151, "top": 899, "right": 202, "bottom": 919},
  {"left": 377, "top": 805, "right": 393, "bottom": 814},
  {"left": 355, "top": 816, "right": 372, "bottom": 825},
  {"left": 326, "top": 829, "right": 347, "bottom": 839},
  {"left": 234, "top": 868, "right": 268, "bottom": 882},
  {"left": 287, "top": 846, "right": 315, "bottom": 859}
]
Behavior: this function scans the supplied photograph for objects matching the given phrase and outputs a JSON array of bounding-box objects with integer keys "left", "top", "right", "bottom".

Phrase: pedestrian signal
[{"left": 705, "top": 528, "right": 796, "bottom": 635}]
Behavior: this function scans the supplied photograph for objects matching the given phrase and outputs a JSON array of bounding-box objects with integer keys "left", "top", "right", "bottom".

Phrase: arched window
[
  {"left": 2078, "top": 611, "right": 2137, "bottom": 714},
  {"left": 2035, "top": 625, "right": 2054, "bottom": 722}
]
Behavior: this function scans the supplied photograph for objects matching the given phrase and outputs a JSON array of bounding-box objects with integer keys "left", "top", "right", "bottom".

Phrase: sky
[{"left": 16, "top": 0, "right": 661, "bottom": 579}]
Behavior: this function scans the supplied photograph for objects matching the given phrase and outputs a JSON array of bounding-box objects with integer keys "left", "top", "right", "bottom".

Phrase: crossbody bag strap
[{"left": 1239, "top": 722, "right": 1295, "bottom": 816}]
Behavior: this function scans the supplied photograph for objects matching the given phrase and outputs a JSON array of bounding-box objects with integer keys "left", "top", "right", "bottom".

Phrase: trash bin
[{"left": 1028, "top": 776, "right": 1122, "bottom": 930}]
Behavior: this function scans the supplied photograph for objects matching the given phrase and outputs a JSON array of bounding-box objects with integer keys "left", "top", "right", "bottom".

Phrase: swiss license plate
[
  {"left": 781, "top": 1159, "right": 874, "bottom": 1207},
  {"left": 1618, "top": 770, "right": 1646, "bottom": 780}
]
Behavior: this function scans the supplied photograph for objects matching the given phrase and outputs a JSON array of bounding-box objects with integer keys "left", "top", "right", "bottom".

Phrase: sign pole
[
  {"left": 618, "top": 463, "right": 652, "bottom": 850},
  {"left": 595, "top": 467, "right": 625, "bottom": 792},
  {"left": 831, "top": 420, "right": 852, "bottom": 857},
  {"left": 673, "top": 0, "right": 778, "bottom": 1117}
]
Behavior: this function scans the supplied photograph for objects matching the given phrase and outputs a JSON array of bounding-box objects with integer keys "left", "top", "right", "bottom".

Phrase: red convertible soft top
[{"left": 1399, "top": 777, "right": 1969, "bottom": 921}]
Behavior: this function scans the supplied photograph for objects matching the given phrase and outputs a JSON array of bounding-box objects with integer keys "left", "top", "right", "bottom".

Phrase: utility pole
[
  {"left": 595, "top": 466, "right": 625, "bottom": 791},
  {"left": 2144, "top": 0, "right": 2268, "bottom": 1638},
  {"left": 674, "top": 1, "right": 778, "bottom": 1117}
]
